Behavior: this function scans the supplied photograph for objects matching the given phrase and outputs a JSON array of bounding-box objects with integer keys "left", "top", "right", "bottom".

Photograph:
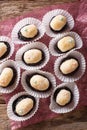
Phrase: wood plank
[
  {"left": 0, "top": 0, "right": 87, "bottom": 130},
  {"left": 0, "top": 103, "right": 87, "bottom": 130},
  {"left": 0, "top": 94, "right": 5, "bottom": 104},
  {"left": 18, "top": 122, "right": 87, "bottom": 130},
  {"left": 0, "top": 0, "right": 77, "bottom": 21},
  {"left": 0, "top": 104, "right": 10, "bottom": 130}
]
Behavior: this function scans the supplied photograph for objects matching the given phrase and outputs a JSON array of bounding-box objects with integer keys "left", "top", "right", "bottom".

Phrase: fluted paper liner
[
  {"left": 42, "top": 9, "right": 74, "bottom": 37},
  {"left": 21, "top": 70, "right": 56, "bottom": 98},
  {"left": 15, "top": 42, "right": 50, "bottom": 70},
  {"left": 0, "top": 60, "right": 20, "bottom": 94},
  {"left": 54, "top": 51, "right": 86, "bottom": 82},
  {"left": 50, "top": 82, "right": 79, "bottom": 114},
  {"left": 11, "top": 17, "right": 45, "bottom": 44},
  {"left": 7, "top": 92, "right": 39, "bottom": 121},
  {"left": 49, "top": 31, "right": 83, "bottom": 56},
  {"left": 0, "top": 36, "right": 14, "bottom": 63}
]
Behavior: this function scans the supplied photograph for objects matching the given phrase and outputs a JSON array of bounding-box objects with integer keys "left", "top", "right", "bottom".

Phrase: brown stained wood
[
  {"left": 0, "top": 104, "right": 10, "bottom": 130},
  {"left": 0, "top": 0, "right": 77, "bottom": 21},
  {"left": 0, "top": 94, "right": 5, "bottom": 104},
  {"left": 18, "top": 122, "right": 87, "bottom": 130},
  {"left": 0, "top": 103, "right": 87, "bottom": 130},
  {"left": 0, "top": 0, "right": 87, "bottom": 130},
  {"left": 17, "top": 107, "right": 87, "bottom": 130}
]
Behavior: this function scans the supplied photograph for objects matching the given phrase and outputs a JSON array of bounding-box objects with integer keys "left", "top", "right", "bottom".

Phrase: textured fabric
[{"left": 0, "top": 0, "right": 87, "bottom": 129}]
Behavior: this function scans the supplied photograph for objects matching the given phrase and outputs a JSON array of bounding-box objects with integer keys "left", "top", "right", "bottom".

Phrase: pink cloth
[{"left": 0, "top": 0, "right": 87, "bottom": 129}]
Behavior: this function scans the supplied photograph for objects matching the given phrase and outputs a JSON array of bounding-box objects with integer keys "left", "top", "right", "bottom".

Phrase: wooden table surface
[{"left": 0, "top": 0, "right": 87, "bottom": 130}]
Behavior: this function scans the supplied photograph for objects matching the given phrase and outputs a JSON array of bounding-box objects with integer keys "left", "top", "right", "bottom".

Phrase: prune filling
[
  {"left": 22, "top": 49, "right": 45, "bottom": 66},
  {"left": 26, "top": 73, "right": 52, "bottom": 92},
  {"left": 0, "top": 67, "right": 17, "bottom": 88},
  {"left": 12, "top": 95, "right": 36, "bottom": 117},
  {"left": 0, "top": 41, "right": 10, "bottom": 60},
  {"left": 59, "top": 57, "right": 79, "bottom": 76},
  {"left": 49, "top": 16, "right": 68, "bottom": 33},
  {"left": 54, "top": 86, "right": 73, "bottom": 107},
  {"left": 18, "top": 24, "right": 39, "bottom": 41}
]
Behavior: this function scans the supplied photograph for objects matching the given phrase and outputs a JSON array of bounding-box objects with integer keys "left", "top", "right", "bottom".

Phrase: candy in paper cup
[
  {"left": 0, "top": 36, "right": 14, "bottom": 63},
  {"left": 42, "top": 9, "right": 74, "bottom": 37},
  {"left": 0, "top": 60, "right": 20, "bottom": 94},
  {"left": 21, "top": 70, "right": 56, "bottom": 98},
  {"left": 54, "top": 51, "right": 86, "bottom": 82},
  {"left": 15, "top": 42, "right": 50, "bottom": 70},
  {"left": 7, "top": 92, "right": 39, "bottom": 121},
  {"left": 49, "top": 82, "right": 79, "bottom": 114},
  {"left": 49, "top": 31, "right": 83, "bottom": 56},
  {"left": 11, "top": 17, "right": 45, "bottom": 44}
]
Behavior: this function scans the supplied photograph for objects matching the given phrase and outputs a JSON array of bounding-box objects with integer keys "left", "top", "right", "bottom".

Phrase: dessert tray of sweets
[{"left": 0, "top": 0, "right": 87, "bottom": 130}]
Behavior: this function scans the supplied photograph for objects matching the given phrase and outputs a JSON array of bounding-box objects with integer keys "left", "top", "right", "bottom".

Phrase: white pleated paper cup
[
  {"left": 49, "top": 31, "right": 83, "bottom": 56},
  {"left": 7, "top": 92, "right": 39, "bottom": 122},
  {"left": 15, "top": 42, "right": 50, "bottom": 70},
  {"left": 42, "top": 9, "right": 74, "bottom": 37},
  {"left": 11, "top": 17, "right": 45, "bottom": 44},
  {"left": 49, "top": 82, "right": 79, "bottom": 114},
  {"left": 0, "top": 36, "right": 14, "bottom": 63},
  {"left": 21, "top": 70, "right": 56, "bottom": 98},
  {"left": 0, "top": 60, "right": 20, "bottom": 94},
  {"left": 54, "top": 51, "right": 86, "bottom": 82}
]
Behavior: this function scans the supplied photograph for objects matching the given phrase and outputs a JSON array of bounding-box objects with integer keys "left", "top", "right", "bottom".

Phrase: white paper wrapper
[
  {"left": 49, "top": 82, "right": 79, "bottom": 114},
  {"left": 42, "top": 9, "right": 74, "bottom": 37},
  {"left": 7, "top": 92, "right": 39, "bottom": 121},
  {"left": 49, "top": 31, "right": 83, "bottom": 56},
  {"left": 54, "top": 51, "right": 86, "bottom": 82},
  {"left": 11, "top": 17, "right": 45, "bottom": 44},
  {"left": 0, "top": 36, "right": 14, "bottom": 63},
  {"left": 15, "top": 42, "right": 50, "bottom": 70},
  {"left": 0, "top": 60, "right": 20, "bottom": 94},
  {"left": 21, "top": 70, "right": 56, "bottom": 98}
]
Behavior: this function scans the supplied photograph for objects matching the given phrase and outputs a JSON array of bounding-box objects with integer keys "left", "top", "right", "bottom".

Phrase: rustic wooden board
[{"left": 0, "top": 0, "right": 87, "bottom": 130}]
